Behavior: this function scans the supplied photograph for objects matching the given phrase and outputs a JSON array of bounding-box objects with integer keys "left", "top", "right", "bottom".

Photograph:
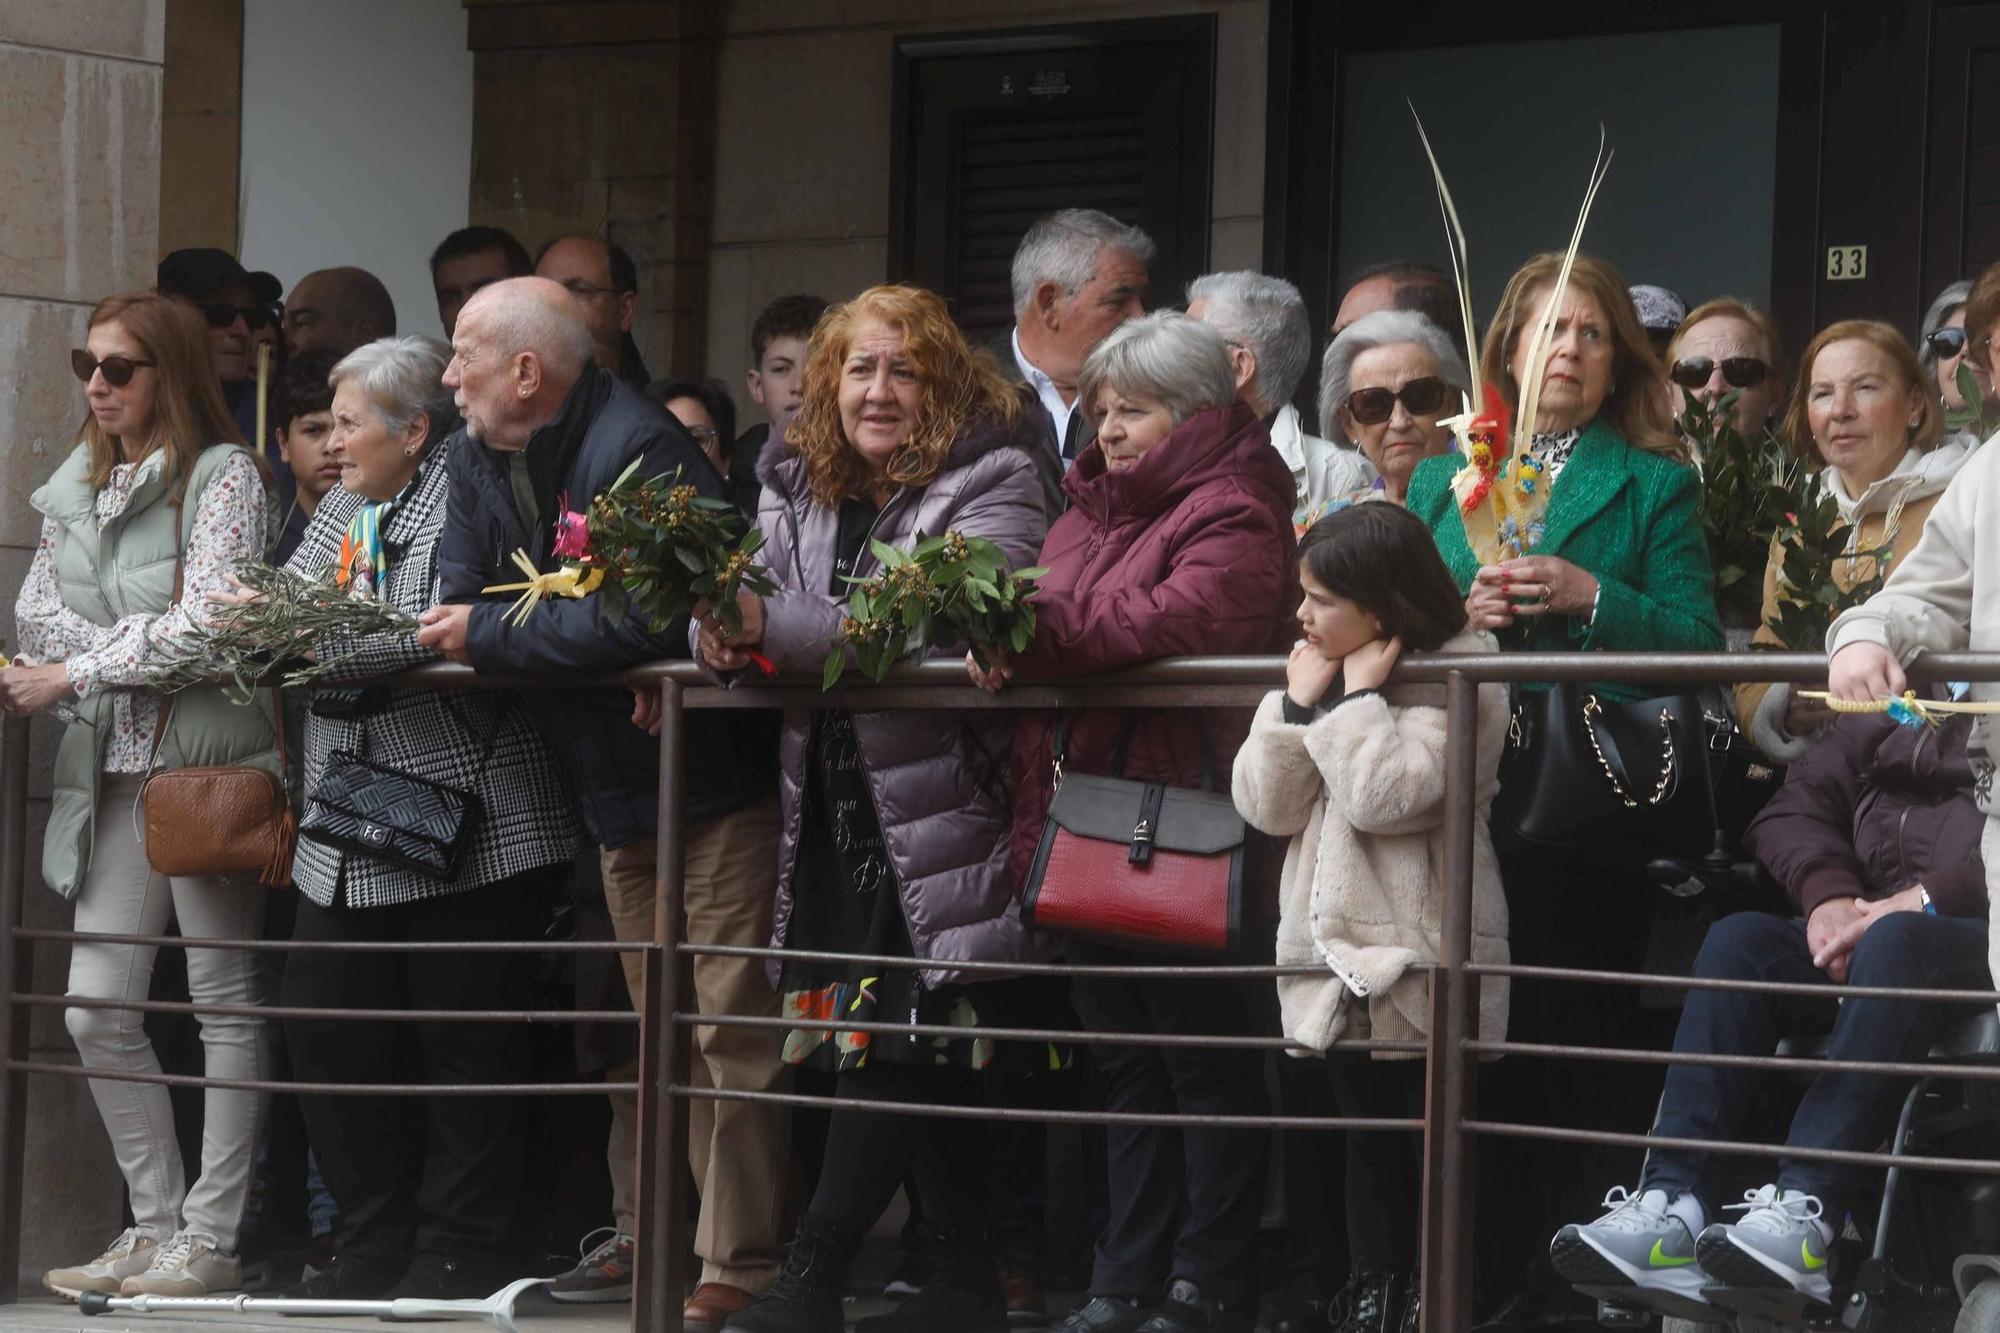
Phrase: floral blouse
[{"left": 15, "top": 452, "right": 268, "bottom": 773}]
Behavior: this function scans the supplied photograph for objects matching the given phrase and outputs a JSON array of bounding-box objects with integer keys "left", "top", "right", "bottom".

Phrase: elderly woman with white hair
[
  {"left": 1187, "top": 270, "right": 1373, "bottom": 527},
  {"left": 1317, "top": 309, "right": 1471, "bottom": 508},
  {"left": 975, "top": 311, "right": 1296, "bottom": 1333},
  {"left": 1919, "top": 279, "right": 1989, "bottom": 439},
  {"left": 269, "top": 335, "right": 577, "bottom": 1302}
]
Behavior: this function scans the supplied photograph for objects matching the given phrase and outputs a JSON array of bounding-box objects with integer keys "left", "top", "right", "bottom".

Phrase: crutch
[{"left": 76, "top": 1275, "right": 544, "bottom": 1330}]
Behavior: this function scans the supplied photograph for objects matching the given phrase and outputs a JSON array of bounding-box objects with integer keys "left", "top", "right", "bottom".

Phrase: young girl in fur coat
[{"left": 1231, "top": 502, "right": 1511, "bottom": 1330}]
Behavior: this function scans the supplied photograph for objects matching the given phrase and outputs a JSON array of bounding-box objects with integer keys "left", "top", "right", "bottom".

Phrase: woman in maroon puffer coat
[{"left": 974, "top": 311, "right": 1297, "bottom": 1333}]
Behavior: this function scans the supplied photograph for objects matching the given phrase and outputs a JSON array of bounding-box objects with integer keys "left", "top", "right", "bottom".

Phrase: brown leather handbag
[
  {"left": 140, "top": 687, "right": 295, "bottom": 885},
  {"left": 136, "top": 493, "right": 296, "bottom": 886}
]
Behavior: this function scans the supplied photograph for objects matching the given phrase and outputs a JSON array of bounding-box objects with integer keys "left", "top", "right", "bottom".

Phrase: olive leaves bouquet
[
  {"left": 1681, "top": 390, "right": 1792, "bottom": 630},
  {"left": 147, "top": 560, "right": 418, "bottom": 701},
  {"left": 822, "top": 530, "right": 1047, "bottom": 688}
]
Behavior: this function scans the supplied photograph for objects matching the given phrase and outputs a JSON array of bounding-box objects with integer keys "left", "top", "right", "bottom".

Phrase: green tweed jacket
[{"left": 1406, "top": 417, "right": 1723, "bottom": 702}]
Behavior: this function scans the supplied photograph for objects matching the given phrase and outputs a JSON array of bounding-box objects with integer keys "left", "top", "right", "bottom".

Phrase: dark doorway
[
  {"left": 889, "top": 16, "right": 1215, "bottom": 345},
  {"left": 1924, "top": 3, "right": 2000, "bottom": 309}
]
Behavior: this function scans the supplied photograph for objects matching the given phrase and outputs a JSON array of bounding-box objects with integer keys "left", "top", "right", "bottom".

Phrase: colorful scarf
[{"left": 335, "top": 500, "right": 392, "bottom": 599}]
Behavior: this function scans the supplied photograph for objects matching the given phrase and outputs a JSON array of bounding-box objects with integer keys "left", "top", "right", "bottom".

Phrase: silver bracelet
[{"left": 1584, "top": 583, "right": 1602, "bottom": 625}]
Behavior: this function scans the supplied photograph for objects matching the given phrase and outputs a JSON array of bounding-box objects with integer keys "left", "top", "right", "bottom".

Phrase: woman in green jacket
[
  {"left": 2, "top": 292, "right": 278, "bottom": 1302},
  {"left": 1406, "top": 253, "right": 1723, "bottom": 1324},
  {"left": 1406, "top": 253, "right": 1722, "bottom": 696}
]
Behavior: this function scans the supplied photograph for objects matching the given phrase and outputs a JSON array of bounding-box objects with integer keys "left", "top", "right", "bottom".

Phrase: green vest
[{"left": 29, "top": 442, "right": 281, "bottom": 899}]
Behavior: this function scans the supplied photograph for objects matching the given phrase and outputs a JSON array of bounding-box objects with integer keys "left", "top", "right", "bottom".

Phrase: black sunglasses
[
  {"left": 1344, "top": 376, "right": 1448, "bottom": 425},
  {"left": 200, "top": 301, "right": 277, "bottom": 331},
  {"left": 71, "top": 350, "right": 155, "bottom": 387},
  {"left": 1926, "top": 326, "right": 1969, "bottom": 359},
  {"left": 1670, "top": 356, "right": 1769, "bottom": 391}
]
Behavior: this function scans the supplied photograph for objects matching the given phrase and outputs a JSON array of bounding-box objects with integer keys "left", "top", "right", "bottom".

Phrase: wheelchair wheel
[{"left": 1958, "top": 1278, "right": 2000, "bottom": 1333}]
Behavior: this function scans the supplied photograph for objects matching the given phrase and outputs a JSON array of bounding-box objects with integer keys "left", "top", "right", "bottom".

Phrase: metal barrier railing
[{"left": 1, "top": 650, "right": 1997, "bottom": 1333}]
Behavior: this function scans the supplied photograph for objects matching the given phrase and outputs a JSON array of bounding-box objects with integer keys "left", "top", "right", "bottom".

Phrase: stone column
[{"left": 0, "top": 0, "right": 167, "bottom": 1287}]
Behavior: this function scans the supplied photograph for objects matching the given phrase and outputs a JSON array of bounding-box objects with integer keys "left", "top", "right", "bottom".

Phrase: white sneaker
[
  {"left": 43, "top": 1227, "right": 160, "bottom": 1299},
  {"left": 119, "top": 1229, "right": 242, "bottom": 1297},
  {"left": 1696, "top": 1184, "right": 1835, "bottom": 1315}
]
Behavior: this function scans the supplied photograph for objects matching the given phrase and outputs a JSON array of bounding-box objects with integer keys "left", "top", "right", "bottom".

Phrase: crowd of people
[{"left": 1, "top": 202, "right": 1996, "bottom": 1333}]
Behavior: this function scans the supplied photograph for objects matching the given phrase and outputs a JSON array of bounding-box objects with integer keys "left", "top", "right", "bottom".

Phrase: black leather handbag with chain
[
  {"left": 298, "top": 697, "right": 500, "bottom": 880},
  {"left": 1492, "top": 682, "right": 1724, "bottom": 871}
]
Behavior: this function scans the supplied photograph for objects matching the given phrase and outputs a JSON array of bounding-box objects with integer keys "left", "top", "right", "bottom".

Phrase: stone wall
[
  {"left": 466, "top": 0, "right": 720, "bottom": 381},
  {"left": 0, "top": 0, "right": 168, "bottom": 1284}
]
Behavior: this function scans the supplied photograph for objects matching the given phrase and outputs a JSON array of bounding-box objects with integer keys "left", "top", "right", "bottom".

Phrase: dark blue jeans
[{"left": 1641, "top": 910, "right": 1989, "bottom": 1225}]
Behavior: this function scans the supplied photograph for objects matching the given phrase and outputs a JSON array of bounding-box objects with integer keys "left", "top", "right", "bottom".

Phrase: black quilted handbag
[{"left": 298, "top": 700, "right": 498, "bottom": 880}]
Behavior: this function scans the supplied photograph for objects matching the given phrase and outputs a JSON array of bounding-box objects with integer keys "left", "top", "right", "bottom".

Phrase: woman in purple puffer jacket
[
  {"left": 698, "top": 284, "right": 1048, "bottom": 1333},
  {"left": 1549, "top": 704, "right": 1990, "bottom": 1322}
]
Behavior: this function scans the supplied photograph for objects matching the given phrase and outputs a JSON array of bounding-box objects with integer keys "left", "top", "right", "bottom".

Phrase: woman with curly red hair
[{"left": 698, "top": 284, "right": 1048, "bottom": 1333}]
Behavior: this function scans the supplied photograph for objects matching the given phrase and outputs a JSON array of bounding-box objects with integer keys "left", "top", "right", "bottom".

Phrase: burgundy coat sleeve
[
  {"left": 1013, "top": 486, "right": 1291, "bottom": 677},
  {"left": 1742, "top": 714, "right": 1887, "bottom": 920}
]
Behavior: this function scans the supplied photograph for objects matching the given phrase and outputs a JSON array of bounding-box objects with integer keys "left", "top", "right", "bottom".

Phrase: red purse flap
[{"left": 1044, "top": 772, "right": 1244, "bottom": 856}]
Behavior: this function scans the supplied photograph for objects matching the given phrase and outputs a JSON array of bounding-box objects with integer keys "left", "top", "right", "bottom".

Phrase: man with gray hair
[
  {"left": 1002, "top": 208, "right": 1155, "bottom": 513},
  {"left": 1187, "top": 271, "right": 1372, "bottom": 527},
  {"left": 418, "top": 277, "right": 787, "bottom": 1322}
]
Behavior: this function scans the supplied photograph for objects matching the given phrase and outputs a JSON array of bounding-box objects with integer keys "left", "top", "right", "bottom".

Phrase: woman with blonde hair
[
  {"left": 698, "top": 284, "right": 1048, "bottom": 1333},
  {"left": 2, "top": 291, "right": 277, "bottom": 1300},
  {"left": 1734, "top": 319, "right": 1965, "bottom": 762},
  {"left": 1408, "top": 251, "right": 1720, "bottom": 690}
]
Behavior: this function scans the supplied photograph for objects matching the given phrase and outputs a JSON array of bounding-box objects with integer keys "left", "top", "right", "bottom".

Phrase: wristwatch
[{"left": 1918, "top": 884, "right": 1937, "bottom": 916}]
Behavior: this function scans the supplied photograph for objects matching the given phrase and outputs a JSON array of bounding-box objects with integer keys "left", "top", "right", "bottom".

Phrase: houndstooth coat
[{"left": 283, "top": 456, "right": 578, "bottom": 908}]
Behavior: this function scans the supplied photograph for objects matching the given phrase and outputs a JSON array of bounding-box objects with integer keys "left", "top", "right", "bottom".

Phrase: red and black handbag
[{"left": 1021, "top": 718, "right": 1246, "bottom": 954}]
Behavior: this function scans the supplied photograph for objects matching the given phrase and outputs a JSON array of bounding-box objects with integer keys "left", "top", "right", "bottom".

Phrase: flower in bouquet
[
  {"left": 821, "top": 530, "right": 1047, "bottom": 689},
  {"left": 481, "top": 459, "right": 775, "bottom": 635}
]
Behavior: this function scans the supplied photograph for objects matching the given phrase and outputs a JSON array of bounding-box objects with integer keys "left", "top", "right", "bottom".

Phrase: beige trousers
[{"left": 601, "top": 799, "right": 791, "bottom": 1290}]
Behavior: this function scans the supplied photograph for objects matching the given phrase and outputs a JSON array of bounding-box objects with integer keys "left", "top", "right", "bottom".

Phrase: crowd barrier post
[
  {"left": 0, "top": 715, "right": 30, "bottom": 1301},
  {"left": 1419, "top": 671, "right": 1481, "bottom": 1333},
  {"left": 635, "top": 677, "right": 693, "bottom": 1333}
]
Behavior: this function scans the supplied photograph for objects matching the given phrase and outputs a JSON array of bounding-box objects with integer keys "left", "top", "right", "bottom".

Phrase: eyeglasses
[
  {"left": 684, "top": 424, "right": 719, "bottom": 444},
  {"left": 1926, "top": 326, "right": 1969, "bottom": 359},
  {"left": 71, "top": 350, "right": 156, "bottom": 387},
  {"left": 1669, "top": 356, "right": 1769, "bottom": 391},
  {"left": 1344, "top": 376, "right": 1448, "bottom": 425},
  {"left": 557, "top": 280, "right": 619, "bottom": 301},
  {"left": 200, "top": 302, "right": 277, "bottom": 331}
]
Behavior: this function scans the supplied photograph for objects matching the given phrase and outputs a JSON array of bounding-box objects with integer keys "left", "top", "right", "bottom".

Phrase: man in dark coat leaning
[{"left": 418, "top": 278, "right": 790, "bottom": 1328}]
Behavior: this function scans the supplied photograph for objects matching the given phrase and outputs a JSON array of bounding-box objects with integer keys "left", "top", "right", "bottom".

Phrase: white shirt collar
[{"left": 1012, "top": 326, "right": 1079, "bottom": 462}]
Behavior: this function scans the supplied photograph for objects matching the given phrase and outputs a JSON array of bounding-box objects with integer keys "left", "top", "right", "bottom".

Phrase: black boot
[
  {"left": 1330, "top": 1268, "right": 1409, "bottom": 1333},
  {"left": 853, "top": 1224, "right": 1008, "bottom": 1333},
  {"left": 723, "top": 1214, "right": 857, "bottom": 1333}
]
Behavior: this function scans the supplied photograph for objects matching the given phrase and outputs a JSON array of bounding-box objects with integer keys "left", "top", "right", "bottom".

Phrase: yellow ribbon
[
  {"left": 480, "top": 549, "right": 605, "bottom": 627},
  {"left": 1798, "top": 690, "right": 2000, "bottom": 729}
]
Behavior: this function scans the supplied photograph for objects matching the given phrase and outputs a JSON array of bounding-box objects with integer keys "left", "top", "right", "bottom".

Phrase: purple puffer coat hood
[{"left": 751, "top": 412, "right": 1049, "bottom": 986}]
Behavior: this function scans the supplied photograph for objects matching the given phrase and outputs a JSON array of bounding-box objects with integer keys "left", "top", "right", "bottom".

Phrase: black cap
[{"left": 157, "top": 247, "right": 281, "bottom": 304}]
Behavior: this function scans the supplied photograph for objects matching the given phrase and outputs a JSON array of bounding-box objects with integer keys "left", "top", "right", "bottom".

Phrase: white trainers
[
  {"left": 43, "top": 1227, "right": 160, "bottom": 1299},
  {"left": 118, "top": 1229, "right": 242, "bottom": 1297}
]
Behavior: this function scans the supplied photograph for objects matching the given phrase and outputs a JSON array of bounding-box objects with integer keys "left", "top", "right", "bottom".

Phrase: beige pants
[{"left": 602, "top": 800, "right": 791, "bottom": 1290}]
